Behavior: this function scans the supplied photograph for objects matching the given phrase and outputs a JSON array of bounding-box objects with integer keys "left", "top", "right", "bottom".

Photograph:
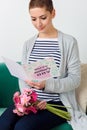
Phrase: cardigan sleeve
[
  {"left": 44, "top": 37, "right": 81, "bottom": 93},
  {"left": 18, "top": 35, "right": 38, "bottom": 93},
  {"left": 18, "top": 40, "right": 31, "bottom": 93}
]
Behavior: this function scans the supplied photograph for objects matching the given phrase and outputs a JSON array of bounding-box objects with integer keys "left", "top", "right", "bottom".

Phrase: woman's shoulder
[
  {"left": 22, "top": 34, "right": 38, "bottom": 51},
  {"left": 59, "top": 30, "right": 77, "bottom": 44},
  {"left": 25, "top": 34, "right": 38, "bottom": 45},
  {"left": 58, "top": 30, "right": 78, "bottom": 53}
]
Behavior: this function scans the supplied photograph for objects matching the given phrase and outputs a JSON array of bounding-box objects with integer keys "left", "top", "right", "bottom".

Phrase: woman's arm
[{"left": 44, "top": 38, "right": 81, "bottom": 93}]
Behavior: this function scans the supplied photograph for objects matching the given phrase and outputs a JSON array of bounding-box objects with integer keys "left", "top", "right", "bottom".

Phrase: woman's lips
[{"left": 37, "top": 27, "right": 44, "bottom": 31}]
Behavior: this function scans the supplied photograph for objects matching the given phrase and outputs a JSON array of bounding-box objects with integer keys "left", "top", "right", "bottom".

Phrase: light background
[{"left": 0, "top": 0, "right": 87, "bottom": 62}]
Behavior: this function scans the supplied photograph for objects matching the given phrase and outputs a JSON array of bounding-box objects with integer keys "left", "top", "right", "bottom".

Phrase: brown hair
[{"left": 29, "top": 0, "right": 54, "bottom": 13}]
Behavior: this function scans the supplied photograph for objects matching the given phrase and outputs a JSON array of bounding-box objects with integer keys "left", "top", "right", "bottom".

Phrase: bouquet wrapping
[{"left": 13, "top": 88, "right": 71, "bottom": 120}]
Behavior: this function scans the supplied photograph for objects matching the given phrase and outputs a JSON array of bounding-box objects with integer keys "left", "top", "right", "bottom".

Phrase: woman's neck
[{"left": 38, "top": 28, "right": 58, "bottom": 38}]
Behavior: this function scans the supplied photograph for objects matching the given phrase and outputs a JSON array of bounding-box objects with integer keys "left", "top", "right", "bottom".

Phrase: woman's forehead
[{"left": 29, "top": 7, "right": 50, "bottom": 17}]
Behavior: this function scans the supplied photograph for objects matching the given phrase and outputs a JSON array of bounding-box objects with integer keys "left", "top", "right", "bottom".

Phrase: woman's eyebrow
[
  {"left": 39, "top": 15, "right": 47, "bottom": 18},
  {"left": 31, "top": 14, "right": 47, "bottom": 19}
]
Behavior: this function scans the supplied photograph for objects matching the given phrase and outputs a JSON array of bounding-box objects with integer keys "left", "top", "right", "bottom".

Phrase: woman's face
[{"left": 29, "top": 7, "right": 55, "bottom": 33}]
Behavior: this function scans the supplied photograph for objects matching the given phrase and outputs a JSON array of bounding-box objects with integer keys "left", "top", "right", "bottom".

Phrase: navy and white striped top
[{"left": 29, "top": 38, "right": 61, "bottom": 102}]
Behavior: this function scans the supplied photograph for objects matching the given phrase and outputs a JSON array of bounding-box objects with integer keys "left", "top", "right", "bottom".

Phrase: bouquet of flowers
[{"left": 13, "top": 88, "right": 71, "bottom": 120}]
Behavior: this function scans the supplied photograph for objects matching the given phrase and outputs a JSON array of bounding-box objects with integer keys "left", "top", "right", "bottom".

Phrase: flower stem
[{"left": 46, "top": 104, "right": 71, "bottom": 121}]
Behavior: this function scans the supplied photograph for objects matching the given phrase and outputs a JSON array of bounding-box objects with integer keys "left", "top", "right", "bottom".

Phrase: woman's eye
[
  {"left": 32, "top": 19, "right": 36, "bottom": 21},
  {"left": 41, "top": 17, "right": 47, "bottom": 20},
  {"left": 31, "top": 16, "right": 47, "bottom": 21}
]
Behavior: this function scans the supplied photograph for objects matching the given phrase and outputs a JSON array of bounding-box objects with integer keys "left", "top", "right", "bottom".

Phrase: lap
[
  {"left": 0, "top": 105, "right": 20, "bottom": 130},
  {"left": 0, "top": 101, "right": 67, "bottom": 130},
  {"left": 14, "top": 109, "right": 66, "bottom": 130}
]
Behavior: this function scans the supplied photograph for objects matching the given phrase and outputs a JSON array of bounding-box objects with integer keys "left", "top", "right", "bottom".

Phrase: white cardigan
[{"left": 19, "top": 31, "right": 87, "bottom": 129}]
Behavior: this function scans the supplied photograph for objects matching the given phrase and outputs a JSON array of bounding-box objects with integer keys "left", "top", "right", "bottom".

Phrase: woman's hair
[{"left": 29, "top": 0, "right": 54, "bottom": 13}]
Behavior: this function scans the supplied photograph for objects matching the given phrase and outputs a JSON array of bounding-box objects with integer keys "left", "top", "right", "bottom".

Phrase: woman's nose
[{"left": 36, "top": 19, "right": 42, "bottom": 27}]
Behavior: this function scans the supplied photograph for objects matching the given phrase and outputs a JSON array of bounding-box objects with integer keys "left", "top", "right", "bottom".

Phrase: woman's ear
[{"left": 51, "top": 9, "right": 56, "bottom": 18}]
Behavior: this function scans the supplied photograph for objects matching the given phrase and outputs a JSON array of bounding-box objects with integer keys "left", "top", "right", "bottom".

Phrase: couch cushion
[
  {"left": 0, "top": 63, "right": 19, "bottom": 107},
  {"left": 0, "top": 108, "right": 7, "bottom": 115},
  {"left": 76, "top": 64, "right": 87, "bottom": 112},
  {"left": 51, "top": 122, "right": 73, "bottom": 130}
]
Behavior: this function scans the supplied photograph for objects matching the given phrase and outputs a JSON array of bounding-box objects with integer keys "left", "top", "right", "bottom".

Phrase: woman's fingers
[
  {"left": 37, "top": 101, "right": 46, "bottom": 110},
  {"left": 25, "top": 80, "right": 45, "bottom": 90}
]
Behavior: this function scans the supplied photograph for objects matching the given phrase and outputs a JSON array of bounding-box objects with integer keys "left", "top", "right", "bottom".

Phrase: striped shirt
[{"left": 29, "top": 38, "right": 61, "bottom": 102}]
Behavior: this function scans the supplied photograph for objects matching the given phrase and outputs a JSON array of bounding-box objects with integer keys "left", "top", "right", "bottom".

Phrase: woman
[{"left": 0, "top": 0, "right": 81, "bottom": 130}]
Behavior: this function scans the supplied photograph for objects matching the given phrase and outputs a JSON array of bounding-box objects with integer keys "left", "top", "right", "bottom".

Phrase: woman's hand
[
  {"left": 37, "top": 100, "right": 47, "bottom": 110},
  {"left": 25, "top": 80, "right": 46, "bottom": 90}
]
